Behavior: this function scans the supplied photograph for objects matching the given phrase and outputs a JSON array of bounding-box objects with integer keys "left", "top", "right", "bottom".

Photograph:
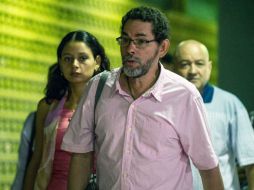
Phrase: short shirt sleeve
[
  {"left": 178, "top": 95, "right": 218, "bottom": 170},
  {"left": 61, "top": 80, "right": 97, "bottom": 153}
]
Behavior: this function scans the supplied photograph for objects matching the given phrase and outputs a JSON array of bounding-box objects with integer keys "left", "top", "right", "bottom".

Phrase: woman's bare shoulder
[{"left": 37, "top": 98, "right": 51, "bottom": 115}]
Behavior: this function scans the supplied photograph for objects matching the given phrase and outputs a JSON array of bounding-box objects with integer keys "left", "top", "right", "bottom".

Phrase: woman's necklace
[{"left": 67, "top": 109, "right": 75, "bottom": 122}]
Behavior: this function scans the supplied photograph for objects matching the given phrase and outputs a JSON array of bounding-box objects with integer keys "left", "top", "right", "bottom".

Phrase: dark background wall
[{"left": 218, "top": 0, "right": 254, "bottom": 112}]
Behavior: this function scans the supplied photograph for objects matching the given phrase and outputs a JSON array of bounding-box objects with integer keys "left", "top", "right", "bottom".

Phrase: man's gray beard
[
  {"left": 123, "top": 65, "right": 147, "bottom": 78},
  {"left": 123, "top": 50, "right": 158, "bottom": 78}
]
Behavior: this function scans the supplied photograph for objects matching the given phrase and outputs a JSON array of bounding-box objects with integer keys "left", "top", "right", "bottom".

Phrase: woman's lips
[{"left": 70, "top": 72, "right": 81, "bottom": 77}]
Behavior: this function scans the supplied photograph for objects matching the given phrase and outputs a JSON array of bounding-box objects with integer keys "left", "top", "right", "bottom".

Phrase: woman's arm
[{"left": 23, "top": 99, "right": 50, "bottom": 190}]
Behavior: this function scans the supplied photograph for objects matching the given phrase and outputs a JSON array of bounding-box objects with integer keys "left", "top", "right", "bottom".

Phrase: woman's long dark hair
[{"left": 44, "top": 30, "right": 110, "bottom": 103}]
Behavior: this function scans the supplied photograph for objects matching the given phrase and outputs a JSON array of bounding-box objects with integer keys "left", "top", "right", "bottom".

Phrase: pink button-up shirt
[{"left": 62, "top": 66, "right": 218, "bottom": 190}]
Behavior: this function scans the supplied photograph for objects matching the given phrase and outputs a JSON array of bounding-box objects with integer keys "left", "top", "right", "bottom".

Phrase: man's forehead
[
  {"left": 122, "top": 31, "right": 147, "bottom": 37},
  {"left": 177, "top": 42, "right": 209, "bottom": 59},
  {"left": 123, "top": 20, "right": 153, "bottom": 34}
]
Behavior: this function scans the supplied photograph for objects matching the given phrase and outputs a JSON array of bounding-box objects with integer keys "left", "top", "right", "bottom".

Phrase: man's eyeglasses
[{"left": 116, "top": 36, "right": 157, "bottom": 49}]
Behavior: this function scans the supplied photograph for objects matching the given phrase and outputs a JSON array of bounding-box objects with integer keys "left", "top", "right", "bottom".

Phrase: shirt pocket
[{"left": 133, "top": 112, "right": 181, "bottom": 160}]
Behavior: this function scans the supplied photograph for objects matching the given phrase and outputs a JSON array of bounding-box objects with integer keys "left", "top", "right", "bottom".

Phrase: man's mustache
[{"left": 122, "top": 55, "right": 140, "bottom": 63}]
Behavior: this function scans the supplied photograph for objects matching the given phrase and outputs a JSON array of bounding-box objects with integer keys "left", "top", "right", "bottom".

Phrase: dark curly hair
[
  {"left": 120, "top": 6, "right": 170, "bottom": 43},
  {"left": 44, "top": 30, "right": 110, "bottom": 103}
]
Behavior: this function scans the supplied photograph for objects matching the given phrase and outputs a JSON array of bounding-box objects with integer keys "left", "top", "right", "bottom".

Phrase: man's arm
[
  {"left": 68, "top": 152, "right": 93, "bottom": 190},
  {"left": 245, "top": 164, "right": 254, "bottom": 190},
  {"left": 199, "top": 166, "right": 224, "bottom": 190}
]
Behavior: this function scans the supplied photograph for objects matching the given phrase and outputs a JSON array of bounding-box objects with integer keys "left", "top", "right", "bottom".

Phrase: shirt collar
[
  {"left": 147, "top": 64, "right": 165, "bottom": 102},
  {"left": 201, "top": 83, "right": 214, "bottom": 103},
  {"left": 111, "top": 66, "right": 165, "bottom": 102},
  {"left": 109, "top": 68, "right": 122, "bottom": 97}
]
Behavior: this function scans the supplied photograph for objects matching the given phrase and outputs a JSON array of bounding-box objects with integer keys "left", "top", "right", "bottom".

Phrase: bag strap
[
  {"left": 86, "top": 72, "right": 109, "bottom": 187},
  {"left": 94, "top": 72, "right": 109, "bottom": 114},
  {"left": 92, "top": 72, "right": 109, "bottom": 175}
]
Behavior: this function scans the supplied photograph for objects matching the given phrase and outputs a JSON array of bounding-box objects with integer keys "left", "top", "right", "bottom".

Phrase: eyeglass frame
[{"left": 116, "top": 36, "right": 158, "bottom": 49}]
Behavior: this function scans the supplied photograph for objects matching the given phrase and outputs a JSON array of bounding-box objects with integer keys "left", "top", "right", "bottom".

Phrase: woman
[{"left": 23, "top": 30, "right": 110, "bottom": 190}]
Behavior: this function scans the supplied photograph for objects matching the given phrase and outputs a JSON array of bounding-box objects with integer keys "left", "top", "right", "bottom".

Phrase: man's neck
[{"left": 121, "top": 67, "right": 160, "bottom": 99}]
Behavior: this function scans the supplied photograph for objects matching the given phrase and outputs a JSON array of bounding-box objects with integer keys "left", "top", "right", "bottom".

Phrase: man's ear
[
  {"left": 208, "top": 60, "right": 212, "bottom": 76},
  {"left": 209, "top": 60, "right": 212, "bottom": 70},
  {"left": 159, "top": 39, "right": 170, "bottom": 58}
]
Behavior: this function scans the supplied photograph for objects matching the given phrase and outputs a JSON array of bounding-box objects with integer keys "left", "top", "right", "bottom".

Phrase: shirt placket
[{"left": 121, "top": 101, "right": 136, "bottom": 190}]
